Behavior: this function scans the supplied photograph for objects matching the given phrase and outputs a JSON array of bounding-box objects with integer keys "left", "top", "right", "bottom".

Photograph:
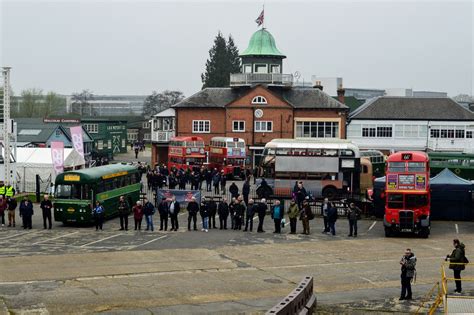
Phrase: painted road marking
[
  {"left": 31, "top": 231, "right": 80, "bottom": 246},
  {"left": 368, "top": 221, "right": 377, "bottom": 232},
  {"left": 132, "top": 235, "right": 168, "bottom": 248},
  {"left": 0, "top": 230, "right": 42, "bottom": 243},
  {"left": 455, "top": 224, "right": 459, "bottom": 234},
  {"left": 80, "top": 234, "right": 122, "bottom": 247}
]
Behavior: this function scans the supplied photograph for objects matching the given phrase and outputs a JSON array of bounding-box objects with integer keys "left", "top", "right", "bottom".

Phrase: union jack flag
[{"left": 255, "top": 9, "right": 264, "bottom": 26}]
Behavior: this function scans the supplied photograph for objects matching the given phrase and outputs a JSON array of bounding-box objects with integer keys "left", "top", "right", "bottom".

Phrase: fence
[{"left": 266, "top": 276, "right": 317, "bottom": 315}]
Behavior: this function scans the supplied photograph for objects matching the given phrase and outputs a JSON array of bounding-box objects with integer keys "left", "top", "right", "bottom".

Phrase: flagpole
[{"left": 262, "top": 2, "right": 265, "bottom": 29}]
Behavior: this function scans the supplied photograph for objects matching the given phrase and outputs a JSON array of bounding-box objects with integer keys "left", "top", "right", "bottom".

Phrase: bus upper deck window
[
  {"left": 407, "top": 162, "right": 425, "bottom": 172},
  {"left": 388, "top": 162, "right": 405, "bottom": 172},
  {"left": 322, "top": 149, "right": 338, "bottom": 157},
  {"left": 276, "top": 148, "right": 290, "bottom": 155},
  {"left": 307, "top": 149, "right": 321, "bottom": 156}
]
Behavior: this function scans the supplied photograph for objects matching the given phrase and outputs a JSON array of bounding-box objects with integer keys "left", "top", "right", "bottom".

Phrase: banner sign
[
  {"left": 51, "top": 141, "right": 64, "bottom": 175},
  {"left": 415, "top": 174, "right": 426, "bottom": 190},
  {"left": 157, "top": 189, "right": 201, "bottom": 204},
  {"left": 386, "top": 174, "right": 398, "bottom": 190},
  {"left": 70, "top": 126, "right": 84, "bottom": 158}
]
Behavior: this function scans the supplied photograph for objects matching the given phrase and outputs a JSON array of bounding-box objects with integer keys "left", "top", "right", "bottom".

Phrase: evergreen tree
[
  {"left": 201, "top": 32, "right": 240, "bottom": 88},
  {"left": 226, "top": 35, "right": 241, "bottom": 75}
]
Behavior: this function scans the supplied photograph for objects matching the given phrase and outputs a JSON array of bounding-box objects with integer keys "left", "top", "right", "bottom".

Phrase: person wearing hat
[{"left": 158, "top": 197, "right": 169, "bottom": 231}]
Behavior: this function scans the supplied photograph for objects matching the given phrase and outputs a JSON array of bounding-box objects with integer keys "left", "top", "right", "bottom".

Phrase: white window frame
[
  {"left": 192, "top": 120, "right": 211, "bottom": 133},
  {"left": 232, "top": 120, "right": 245, "bottom": 132},
  {"left": 243, "top": 64, "right": 252, "bottom": 73},
  {"left": 251, "top": 96, "right": 267, "bottom": 105},
  {"left": 84, "top": 123, "right": 98, "bottom": 134},
  {"left": 255, "top": 121, "right": 273, "bottom": 132},
  {"left": 270, "top": 64, "right": 280, "bottom": 73},
  {"left": 142, "top": 122, "right": 151, "bottom": 129},
  {"left": 254, "top": 64, "right": 268, "bottom": 74}
]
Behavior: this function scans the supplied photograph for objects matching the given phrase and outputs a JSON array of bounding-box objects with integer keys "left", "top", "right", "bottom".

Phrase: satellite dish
[{"left": 294, "top": 71, "right": 301, "bottom": 80}]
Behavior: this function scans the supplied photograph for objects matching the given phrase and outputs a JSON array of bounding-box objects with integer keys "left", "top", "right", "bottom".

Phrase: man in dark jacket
[
  {"left": 271, "top": 200, "right": 284, "bottom": 234},
  {"left": 327, "top": 204, "right": 338, "bottom": 236},
  {"left": 187, "top": 197, "right": 199, "bottom": 231},
  {"left": 205, "top": 169, "right": 212, "bottom": 192},
  {"left": 257, "top": 198, "right": 267, "bottom": 233},
  {"left": 7, "top": 197, "right": 17, "bottom": 227},
  {"left": 294, "top": 182, "right": 307, "bottom": 209},
  {"left": 446, "top": 239, "right": 467, "bottom": 293},
  {"left": 40, "top": 194, "right": 53, "bottom": 229},
  {"left": 229, "top": 182, "right": 239, "bottom": 199},
  {"left": 244, "top": 199, "right": 257, "bottom": 232},
  {"left": 212, "top": 172, "right": 221, "bottom": 195},
  {"left": 158, "top": 197, "right": 169, "bottom": 231},
  {"left": 19, "top": 197, "right": 34, "bottom": 229},
  {"left": 233, "top": 197, "right": 244, "bottom": 230},
  {"left": 169, "top": 196, "right": 180, "bottom": 231},
  {"left": 242, "top": 180, "right": 251, "bottom": 206},
  {"left": 143, "top": 197, "right": 155, "bottom": 231},
  {"left": 399, "top": 249, "right": 417, "bottom": 300},
  {"left": 346, "top": 202, "right": 361, "bottom": 237},
  {"left": 220, "top": 172, "right": 227, "bottom": 195},
  {"left": 208, "top": 199, "right": 217, "bottom": 229},
  {"left": 117, "top": 195, "right": 130, "bottom": 231},
  {"left": 200, "top": 198, "right": 210, "bottom": 232},
  {"left": 218, "top": 198, "right": 229, "bottom": 230}
]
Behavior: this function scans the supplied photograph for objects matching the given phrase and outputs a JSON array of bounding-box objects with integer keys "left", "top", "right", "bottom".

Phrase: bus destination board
[
  {"left": 415, "top": 174, "right": 426, "bottom": 190},
  {"left": 398, "top": 174, "right": 415, "bottom": 189}
]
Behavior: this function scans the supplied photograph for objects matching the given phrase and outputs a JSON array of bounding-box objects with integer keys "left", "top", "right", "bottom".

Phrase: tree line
[{"left": 2, "top": 30, "right": 241, "bottom": 118}]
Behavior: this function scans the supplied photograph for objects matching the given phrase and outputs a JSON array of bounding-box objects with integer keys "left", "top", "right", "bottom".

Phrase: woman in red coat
[{"left": 133, "top": 201, "right": 144, "bottom": 231}]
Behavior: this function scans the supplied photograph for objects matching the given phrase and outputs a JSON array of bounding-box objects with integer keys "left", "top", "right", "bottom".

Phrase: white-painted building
[{"left": 347, "top": 97, "right": 474, "bottom": 153}]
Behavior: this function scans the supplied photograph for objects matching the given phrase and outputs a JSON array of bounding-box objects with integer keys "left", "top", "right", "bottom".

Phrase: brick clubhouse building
[{"left": 152, "top": 28, "right": 349, "bottom": 167}]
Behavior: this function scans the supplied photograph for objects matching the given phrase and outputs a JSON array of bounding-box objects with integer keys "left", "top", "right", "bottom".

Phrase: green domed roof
[{"left": 240, "top": 28, "right": 286, "bottom": 58}]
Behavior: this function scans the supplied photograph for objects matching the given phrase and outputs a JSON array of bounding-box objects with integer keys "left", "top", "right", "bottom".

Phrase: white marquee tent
[{"left": 14, "top": 148, "right": 85, "bottom": 192}]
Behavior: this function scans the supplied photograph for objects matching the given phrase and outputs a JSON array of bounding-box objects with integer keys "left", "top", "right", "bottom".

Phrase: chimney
[
  {"left": 337, "top": 84, "right": 345, "bottom": 104},
  {"left": 314, "top": 80, "right": 323, "bottom": 91}
]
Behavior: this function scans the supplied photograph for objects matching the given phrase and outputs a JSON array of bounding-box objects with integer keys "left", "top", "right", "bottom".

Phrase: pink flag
[
  {"left": 70, "top": 126, "right": 84, "bottom": 158},
  {"left": 51, "top": 141, "right": 64, "bottom": 175}
]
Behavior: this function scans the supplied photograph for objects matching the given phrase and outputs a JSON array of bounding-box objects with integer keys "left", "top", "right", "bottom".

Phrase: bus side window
[
  {"left": 363, "top": 165, "right": 369, "bottom": 174},
  {"left": 123, "top": 175, "right": 131, "bottom": 186}
]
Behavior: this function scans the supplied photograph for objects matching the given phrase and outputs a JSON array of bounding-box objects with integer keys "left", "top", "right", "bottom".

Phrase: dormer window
[
  {"left": 271, "top": 65, "right": 280, "bottom": 73},
  {"left": 251, "top": 96, "right": 267, "bottom": 105}
]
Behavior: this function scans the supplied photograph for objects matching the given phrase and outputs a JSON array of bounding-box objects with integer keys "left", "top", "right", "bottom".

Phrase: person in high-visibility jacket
[
  {"left": 5, "top": 185, "right": 15, "bottom": 198},
  {"left": 0, "top": 184, "right": 5, "bottom": 196}
]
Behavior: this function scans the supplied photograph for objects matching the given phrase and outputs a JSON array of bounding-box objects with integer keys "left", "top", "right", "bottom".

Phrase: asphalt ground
[
  {"left": 1, "top": 152, "right": 473, "bottom": 314},
  {"left": 0, "top": 212, "right": 473, "bottom": 314}
]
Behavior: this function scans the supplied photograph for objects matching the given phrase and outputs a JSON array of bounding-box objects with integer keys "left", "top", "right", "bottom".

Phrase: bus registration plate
[{"left": 401, "top": 229, "right": 412, "bottom": 232}]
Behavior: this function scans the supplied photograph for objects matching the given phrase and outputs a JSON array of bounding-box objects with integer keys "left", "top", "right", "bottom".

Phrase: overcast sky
[{"left": 1, "top": 0, "right": 473, "bottom": 97}]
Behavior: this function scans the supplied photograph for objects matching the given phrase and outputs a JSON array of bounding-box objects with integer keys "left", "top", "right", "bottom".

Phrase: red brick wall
[
  {"left": 176, "top": 108, "right": 226, "bottom": 144},
  {"left": 175, "top": 87, "right": 348, "bottom": 146}
]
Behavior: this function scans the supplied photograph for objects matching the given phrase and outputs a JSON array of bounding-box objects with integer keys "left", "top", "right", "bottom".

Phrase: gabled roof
[
  {"left": 15, "top": 118, "right": 93, "bottom": 143},
  {"left": 154, "top": 108, "right": 175, "bottom": 117},
  {"left": 350, "top": 97, "right": 474, "bottom": 121},
  {"left": 173, "top": 86, "right": 348, "bottom": 110}
]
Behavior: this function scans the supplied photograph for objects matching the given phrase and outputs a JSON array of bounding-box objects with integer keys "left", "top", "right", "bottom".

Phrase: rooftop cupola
[{"left": 231, "top": 28, "right": 292, "bottom": 88}]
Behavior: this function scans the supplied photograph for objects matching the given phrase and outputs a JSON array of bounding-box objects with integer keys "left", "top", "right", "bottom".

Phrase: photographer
[
  {"left": 446, "top": 239, "right": 467, "bottom": 294},
  {"left": 399, "top": 248, "right": 416, "bottom": 300}
]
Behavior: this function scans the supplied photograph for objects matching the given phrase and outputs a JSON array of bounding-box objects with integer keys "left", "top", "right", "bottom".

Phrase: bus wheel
[
  {"left": 322, "top": 186, "right": 337, "bottom": 199},
  {"left": 384, "top": 227, "right": 392, "bottom": 237},
  {"left": 419, "top": 227, "right": 430, "bottom": 238}
]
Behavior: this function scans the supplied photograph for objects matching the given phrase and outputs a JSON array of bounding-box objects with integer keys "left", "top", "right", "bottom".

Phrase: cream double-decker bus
[{"left": 258, "top": 139, "right": 372, "bottom": 199}]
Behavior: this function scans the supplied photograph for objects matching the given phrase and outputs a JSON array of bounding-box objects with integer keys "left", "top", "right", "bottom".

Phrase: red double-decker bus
[
  {"left": 168, "top": 136, "right": 206, "bottom": 172},
  {"left": 384, "top": 151, "right": 430, "bottom": 238},
  {"left": 208, "top": 137, "right": 246, "bottom": 178}
]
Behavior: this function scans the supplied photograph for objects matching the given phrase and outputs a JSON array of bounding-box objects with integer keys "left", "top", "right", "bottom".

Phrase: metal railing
[
  {"left": 230, "top": 73, "right": 293, "bottom": 87},
  {"left": 266, "top": 276, "right": 316, "bottom": 315},
  {"left": 417, "top": 262, "right": 473, "bottom": 314},
  {"left": 151, "top": 130, "right": 175, "bottom": 143}
]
